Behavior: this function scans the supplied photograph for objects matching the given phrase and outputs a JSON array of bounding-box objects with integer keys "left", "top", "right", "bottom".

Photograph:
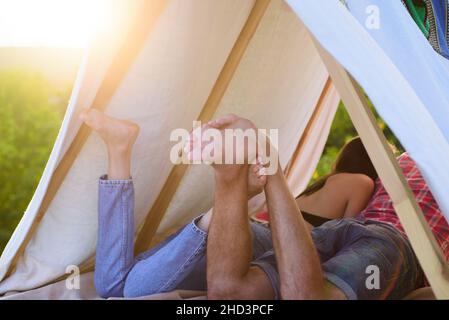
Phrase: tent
[{"left": 1, "top": 0, "right": 449, "bottom": 299}]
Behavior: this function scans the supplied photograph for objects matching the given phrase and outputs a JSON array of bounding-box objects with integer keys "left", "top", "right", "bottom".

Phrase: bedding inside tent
[{"left": 1, "top": 0, "right": 449, "bottom": 299}]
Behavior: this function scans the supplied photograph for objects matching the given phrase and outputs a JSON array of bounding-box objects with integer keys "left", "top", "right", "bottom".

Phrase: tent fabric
[
  {"left": 285, "top": 84, "right": 340, "bottom": 198},
  {"left": 1, "top": 271, "right": 433, "bottom": 300},
  {"left": 286, "top": 0, "right": 449, "bottom": 223},
  {"left": 1, "top": 272, "right": 206, "bottom": 300},
  {"left": 157, "top": 0, "right": 337, "bottom": 234},
  {"left": 0, "top": 0, "right": 337, "bottom": 296},
  {"left": 0, "top": 0, "right": 256, "bottom": 294}
]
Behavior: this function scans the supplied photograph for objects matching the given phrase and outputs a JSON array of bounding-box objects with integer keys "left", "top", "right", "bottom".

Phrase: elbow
[{"left": 207, "top": 279, "right": 243, "bottom": 300}]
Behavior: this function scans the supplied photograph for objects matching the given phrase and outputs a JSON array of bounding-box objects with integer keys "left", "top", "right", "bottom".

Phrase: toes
[
  {"left": 256, "top": 156, "right": 266, "bottom": 166},
  {"left": 252, "top": 162, "right": 266, "bottom": 176},
  {"left": 208, "top": 114, "right": 238, "bottom": 128},
  {"left": 79, "top": 108, "right": 92, "bottom": 123},
  {"left": 206, "top": 119, "right": 221, "bottom": 128}
]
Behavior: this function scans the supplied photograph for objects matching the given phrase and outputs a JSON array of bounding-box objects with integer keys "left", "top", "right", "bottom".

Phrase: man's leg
[
  {"left": 207, "top": 166, "right": 275, "bottom": 300},
  {"left": 197, "top": 163, "right": 267, "bottom": 231},
  {"left": 202, "top": 116, "right": 276, "bottom": 300},
  {"left": 201, "top": 115, "right": 343, "bottom": 300},
  {"left": 264, "top": 160, "right": 346, "bottom": 299}
]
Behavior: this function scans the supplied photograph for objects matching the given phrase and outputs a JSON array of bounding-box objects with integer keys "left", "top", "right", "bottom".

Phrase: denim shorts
[{"left": 252, "top": 219, "right": 424, "bottom": 300}]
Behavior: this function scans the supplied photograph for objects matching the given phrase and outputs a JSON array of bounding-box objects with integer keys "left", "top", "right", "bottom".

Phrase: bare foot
[
  {"left": 185, "top": 114, "right": 257, "bottom": 169},
  {"left": 80, "top": 109, "right": 140, "bottom": 154}
]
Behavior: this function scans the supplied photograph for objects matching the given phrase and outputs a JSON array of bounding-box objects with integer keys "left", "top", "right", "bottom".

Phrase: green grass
[{"left": 0, "top": 70, "right": 72, "bottom": 250}]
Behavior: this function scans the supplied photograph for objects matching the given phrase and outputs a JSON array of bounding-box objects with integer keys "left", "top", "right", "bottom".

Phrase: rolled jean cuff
[
  {"left": 99, "top": 174, "right": 133, "bottom": 186},
  {"left": 190, "top": 215, "right": 208, "bottom": 238}
]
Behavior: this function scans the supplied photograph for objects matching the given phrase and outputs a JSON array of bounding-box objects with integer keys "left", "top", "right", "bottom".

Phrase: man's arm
[{"left": 264, "top": 164, "right": 344, "bottom": 299}]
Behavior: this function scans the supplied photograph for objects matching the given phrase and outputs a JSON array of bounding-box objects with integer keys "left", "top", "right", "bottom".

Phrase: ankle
[
  {"left": 107, "top": 145, "right": 132, "bottom": 162},
  {"left": 215, "top": 165, "right": 249, "bottom": 184}
]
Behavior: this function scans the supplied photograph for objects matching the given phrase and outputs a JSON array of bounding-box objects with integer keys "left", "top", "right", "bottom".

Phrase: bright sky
[{"left": 0, "top": 0, "right": 110, "bottom": 47}]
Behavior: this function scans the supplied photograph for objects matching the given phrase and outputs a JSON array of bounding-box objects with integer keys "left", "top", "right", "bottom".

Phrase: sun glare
[{"left": 0, "top": 0, "right": 113, "bottom": 47}]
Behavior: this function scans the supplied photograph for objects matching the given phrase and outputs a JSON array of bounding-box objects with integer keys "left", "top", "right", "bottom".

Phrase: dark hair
[{"left": 298, "top": 137, "right": 378, "bottom": 198}]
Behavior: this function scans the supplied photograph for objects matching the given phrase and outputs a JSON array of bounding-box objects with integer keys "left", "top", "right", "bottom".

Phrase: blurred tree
[{"left": 0, "top": 70, "right": 69, "bottom": 250}]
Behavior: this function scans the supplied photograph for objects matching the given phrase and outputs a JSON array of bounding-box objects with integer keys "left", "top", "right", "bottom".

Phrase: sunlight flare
[{"left": 0, "top": 0, "right": 115, "bottom": 47}]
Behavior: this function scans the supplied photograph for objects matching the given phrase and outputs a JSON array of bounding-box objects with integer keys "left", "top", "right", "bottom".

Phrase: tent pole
[
  {"left": 313, "top": 38, "right": 449, "bottom": 299},
  {"left": 4, "top": 0, "right": 168, "bottom": 279},
  {"left": 134, "top": 0, "right": 272, "bottom": 255}
]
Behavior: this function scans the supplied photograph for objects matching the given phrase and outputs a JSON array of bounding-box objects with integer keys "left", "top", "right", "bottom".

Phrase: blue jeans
[
  {"left": 94, "top": 177, "right": 423, "bottom": 300},
  {"left": 94, "top": 177, "right": 278, "bottom": 298}
]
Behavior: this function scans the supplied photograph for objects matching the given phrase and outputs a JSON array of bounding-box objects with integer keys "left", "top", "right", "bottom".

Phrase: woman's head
[
  {"left": 332, "top": 137, "right": 378, "bottom": 180},
  {"left": 298, "top": 137, "right": 378, "bottom": 197}
]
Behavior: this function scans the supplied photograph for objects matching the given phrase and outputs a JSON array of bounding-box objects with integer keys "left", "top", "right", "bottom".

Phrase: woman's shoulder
[{"left": 326, "top": 172, "right": 375, "bottom": 190}]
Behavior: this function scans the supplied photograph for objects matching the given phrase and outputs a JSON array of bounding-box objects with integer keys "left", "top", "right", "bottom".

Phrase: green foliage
[{"left": 0, "top": 70, "right": 69, "bottom": 251}]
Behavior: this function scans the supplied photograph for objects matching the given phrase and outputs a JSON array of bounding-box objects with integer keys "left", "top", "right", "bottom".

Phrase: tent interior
[{"left": 1, "top": 0, "right": 449, "bottom": 300}]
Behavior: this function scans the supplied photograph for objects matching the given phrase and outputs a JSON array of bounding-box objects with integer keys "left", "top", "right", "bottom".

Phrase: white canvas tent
[{"left": 1, "top": 0, "right": 449, "bottom": 300}]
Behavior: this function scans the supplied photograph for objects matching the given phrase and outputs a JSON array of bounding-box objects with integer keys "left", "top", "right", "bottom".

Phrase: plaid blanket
[{"left": 403, "top": 0, "right": 449, "bottom": 59}]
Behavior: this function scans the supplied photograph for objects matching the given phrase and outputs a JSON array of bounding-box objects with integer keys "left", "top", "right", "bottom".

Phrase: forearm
[
  {"left": 265, "top": 167, "right": 325, "bottom": 299},
  {"left": 207, "top": 168, "right": 253, "bottom": 295}
]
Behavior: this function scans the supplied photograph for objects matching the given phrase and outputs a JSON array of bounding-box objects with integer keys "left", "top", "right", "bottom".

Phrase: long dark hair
[{"left": 298, "top": 137, "right": 378, "bottom": 198}]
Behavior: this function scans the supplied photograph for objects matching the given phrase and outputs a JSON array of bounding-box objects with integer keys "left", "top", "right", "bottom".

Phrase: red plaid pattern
[{"left": 359, "top": 153, "right": 449, "bottom": 261}]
